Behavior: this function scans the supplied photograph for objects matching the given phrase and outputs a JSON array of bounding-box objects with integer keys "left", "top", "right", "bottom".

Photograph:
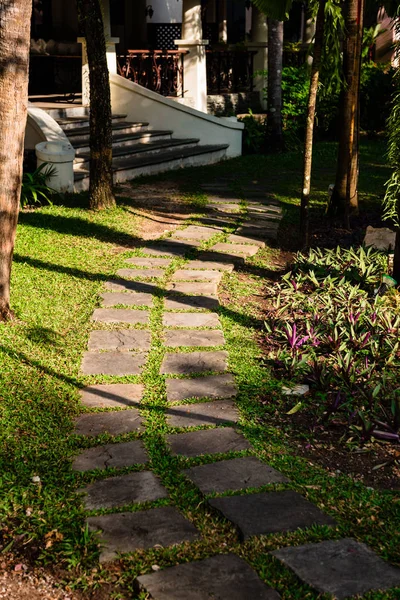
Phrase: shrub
[
  {"left": 263, "top": 246, "right": 400, "bottom": 443},
  {"left": 21, "top": 163, "right": 57, "bottom": 208},
  {"left": 239, "top": 111, "right": 266, "bottom": 154}
]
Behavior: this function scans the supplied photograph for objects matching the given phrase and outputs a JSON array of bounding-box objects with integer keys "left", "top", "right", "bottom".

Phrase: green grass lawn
[{"left": 0, "top": 140, "right": 398, "bottom": 598}]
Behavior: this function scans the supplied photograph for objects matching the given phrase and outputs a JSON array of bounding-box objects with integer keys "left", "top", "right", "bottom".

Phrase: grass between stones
[{"left": 0, "top": 141, "right": 398, "bottom": 599}]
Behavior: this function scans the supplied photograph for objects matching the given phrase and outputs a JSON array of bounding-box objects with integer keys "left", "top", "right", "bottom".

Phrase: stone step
[
  {"left": 72, "top": 129, "right": 172, "bottom": 153},
  {"left": 74, "top": 144, "right": 229, "bottom": 191},
  {"left": 66, "top": 120, "right": 150, "bottom": 146},
  {"left": 56, "top": 113, "right": 127, "bottom": 131},
  {"left": 73, "top": 138, "right": 200, "bottom": 172}
]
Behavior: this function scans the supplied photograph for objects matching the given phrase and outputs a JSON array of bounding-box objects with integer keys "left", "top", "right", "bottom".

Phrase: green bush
[
  {"left": 239, "top": 111, "right": 266, "bottom": 154},
  {"left": 360, "top": 62, "right": 394, "bottom": 135},
  {"left": 21, "top": 163, "right": 57, "bottom": 208}
]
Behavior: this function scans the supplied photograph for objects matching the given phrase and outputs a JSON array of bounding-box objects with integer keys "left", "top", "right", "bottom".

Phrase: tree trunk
[
  {"left": 0, "top": 0, "right": 32, "bottom": 321},
  {"left": 331, "top": 0, "right": 365, "bottom": 224},
  {"left": 266, "top": 19, "right": 284, "bottom": 152},
  {"left": 300, "top": 0, "right": 326, "bottom": 248},
  {"left": 76, "top": 0, "right": 115, "bottom": 210}
]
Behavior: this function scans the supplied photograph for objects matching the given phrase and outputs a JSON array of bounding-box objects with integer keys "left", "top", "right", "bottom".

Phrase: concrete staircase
[{"left": 44, "top": 107, "right": 229, "bottom": 191}]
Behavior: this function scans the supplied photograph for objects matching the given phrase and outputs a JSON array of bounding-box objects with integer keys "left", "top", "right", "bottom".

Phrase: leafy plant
[
  {"left": 239, "top": 111, "right": 267, "bottom": 154},
  {"left": 20, "top": 163, "right": 57, "bottom": 208},
  {"left": 263, "top": 246, "right": 400, "bottom": 443}
]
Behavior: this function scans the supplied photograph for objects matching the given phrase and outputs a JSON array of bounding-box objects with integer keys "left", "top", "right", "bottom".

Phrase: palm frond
[{"left": 251, "top": 0, "right": 294, "bottom": 20}]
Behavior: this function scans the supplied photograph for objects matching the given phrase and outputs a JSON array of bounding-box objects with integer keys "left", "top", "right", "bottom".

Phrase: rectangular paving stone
[
  {"left": 206, "top": 203, "right": 241, "bottom": 213},
  {"left": 88, "top": 330, "right": 151, "bottom": 351},
  {"left": 166, "top": 374, "right": 237, "bottom": 402},
  {"left": 171, "top": 226, "right": 219, "bottom": 241},
  {"left": 167, "top": 427, "right": 251, "bottom": 458},
  {"left": 196, "top": 217, "right": 237, "bottom": 228},
  {"left": 226, "top": 234, "right": 265, "bottom": 247},
  {"left": 184, "top": 457, "right": 289, "bottom": 494},
  {"left": 166, "top": 399, "right": 238, "bottom": 428},
  {"left": 80, "top": 384, "right": 143, "bottom": 409},
  {"left": 116, "top": 268, "right": 165, "bottom": 279},
  {"left": 211, "top": 242, "right": 260, "bottom": 257},
  {"left": 163, "top": 312, "right": 221, "bottom": 328},
  {"left": 88, "top": 506, "right": 199, "bottom": 563},
  {"left": 136, "top": 554, "right": 281, "bottom": 600},
  {"left": 272, "top": 538, "right": 400, "bottom": 600},
  {"left": 72, "top": 440, "right": 148, "bottom": 471},
  {"left": 105, "top": 279, "right": 158, "bottom": 295},
  {"left": 141, "top": 241, "right": 201, "bottom": 257},
  {"left": 165, "top": 295, "right": 219, "bottom": 311},
  {"left": 160, "top": 351, "right": 228, "bottom": 374},
  {"left": 165, "top": 330, "right": 225, "bottom": 348},
  {"left": 74, "top": 409, "right": 143, "bottom": 437},
  {"left": 236, "top": 228, "right": 278, "bottom": 240},
  {"left": 183, "top": 260, "right": 234, "bottom": 272},
  {"left": 196, "top": 251, "right": 245, "bottom": 266},
  {"left": 125, "top": 257, "right": 172, "bottom": 267},
  {"left": 172, "top": 269, "right": 223, "bottom": 283},
  {"left": 81, "top": 471, "right": 168, "bottom": 510},
  {"left": 166, "top": 282, "right": 218, "bottom": 296},
  {"left": 81, "top": 352, "right": 146, "bottom": 376},
  {"left": 209, "top": 490, "right": 336, "bottom": 540},
  {"left": 100, "top": 292, "right": 153, "bottom": 308},
  {"left": 91, "top": 308, "right": 149, "bottom": 325}
]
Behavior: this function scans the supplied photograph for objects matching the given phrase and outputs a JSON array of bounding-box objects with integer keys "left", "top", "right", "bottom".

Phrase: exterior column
[
  {"left": 247, "top": 5, "right": 268, "bottom": 109},
  {"left": 175, "top": 0, "right": 209, "bottom": 113},
  {"left": 78, "top": 0, "right": 119, "bottom": 107}
]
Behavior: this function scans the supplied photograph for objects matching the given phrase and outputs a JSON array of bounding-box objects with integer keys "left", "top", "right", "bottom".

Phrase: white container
[{"left": 35, "top": 141, "right": 76, "bottom": 193}]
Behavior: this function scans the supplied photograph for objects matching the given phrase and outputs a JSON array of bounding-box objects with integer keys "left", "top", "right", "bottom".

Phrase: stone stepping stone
[
  {"left": 88, "top": 330, "right": 151, "bottom": 351},
  {"left": 172, "top": 269, "right": 223, "bottom": 283},
  {"left": 87, "top": 506, "right": 199, "bottom": 563},
  {"left": 226, "top": 235, "right": 265, "bottom": 248},
  {"left": 166, "top": 399, "right": 238, "bottom": 428},
  {"left": 246, "top": 205, "right": 282, "bottom": 215},
  {"left": 272, "top": 538, "right": 400, "bottom": 600},
  {"left": 116, "top": 268, "right": 165, "bottom": 279},
  {"left": 80, "top": 384, "right": 143, "bottom": 409},
  {"left": 81, "top": 352, "right": 146, "bottom": 376},
  {"left": 165, "top": 330, "right": 225, "bottom": 348},
  {"left": 141, "top": 241, "right": 201, "bottom": 257},
  {"left": 81, "top": 471, "right": 168, "bottom": 510},
  {"left": 183, "top": 260, "right": 234, "bottom": 272},
  {"left": 91, "top": 308, "right": 149, "bottom": 325},
  {"left": 236, "top": 228, "right": 278, "bottom": 240},
  {"left": 160, "top": 351, "right": 228, "bottom": 374},
  {"left": 166, "top": 282, "right": 218, "bottom": 296},
  {"left": 208, "top": 196, "right": 242, "bottom": 204},
  {"left": 167, "top": 427, "right": 251, "bottom": 458},
  {"left": 211, "top": 243, "right": 260, "bottom": 257},
  {"left": 125, "top": 257, "right": 172, "bottom": 268},
  {"left": 100, "top": 292, "right": 153, "bottom": 308},
  {"left": 163, "top": 312, "right": 221, "bottom": 328},
  {"left": 74, "top": 409, "right": 143, "bottom": 437},
  {"left": 206, "top": 203, "right": 241, "bottom": 213},
  {"left": 166, "top": 374, "right": 237, "bottom": 402},
  {"left": 171, "top": 226, "right": 219, "bottom": 241},
  {"left": 196, "top": 217, "right": 237, "bottom": 228},
  {"left": 72, "top": 440, "right": 148, "bottom": 471},
  {"left": 196, "top": 251, "right": 245, "bottom": 266},
  {"left": 105, "top": 279, "right": 158, "bottom": 295},
  {"left": 165, "top": 296, "right": 219, "bottom": 311},
  {"left": 184, "top": 457, "right": 288, "bottom": 495},
  {"left": 137, "top": 553, "right": 281, "bottom": 600},
  {"left": 209, "top": 490, "right": 336, "bottom": 540}
]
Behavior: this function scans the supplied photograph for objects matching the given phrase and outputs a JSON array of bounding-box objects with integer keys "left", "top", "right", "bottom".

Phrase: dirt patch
[{"left": 116, "top": 181, "right": 195, "bottom": 240}]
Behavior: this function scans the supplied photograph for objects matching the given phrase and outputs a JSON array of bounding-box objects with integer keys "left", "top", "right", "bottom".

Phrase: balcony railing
[
  {"left": 117, "top": 49, "right": 187, "bottom": 97},
  {"left": 206, "top": 49, "right": 257, "bottom": 95}
]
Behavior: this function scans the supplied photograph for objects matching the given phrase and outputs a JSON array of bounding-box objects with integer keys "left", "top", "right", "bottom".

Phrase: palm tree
[
  {"left": 76, "top": 0, "right": 116, "bottom": 210},
  {"left": 0, "top": 0, "right": 32, "bottom": 321}
]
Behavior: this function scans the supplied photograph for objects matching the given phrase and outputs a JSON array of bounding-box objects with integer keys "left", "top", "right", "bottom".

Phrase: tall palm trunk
[
  {"left": 76, "top": 0, "right": 115, "bottom": 210},
  {"left": 0, "top": 0, "right": 32, "bottom": 321},
  {"left": 300, "top": 0, "right": 326, "bottom": 247},
  {"left": 266, "top": 18, "right": 284, "bottom": 152},
  {"left": 331, "top": 0, "right": 365, "bottom": 225}
]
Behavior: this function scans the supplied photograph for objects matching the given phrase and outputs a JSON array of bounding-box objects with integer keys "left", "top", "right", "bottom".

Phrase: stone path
[{"left": 73, "top": 181, "right": 400, "bottom": 598}]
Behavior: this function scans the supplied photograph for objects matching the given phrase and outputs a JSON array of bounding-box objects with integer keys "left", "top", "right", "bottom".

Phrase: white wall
[
  {"left": 147, "top": 0, "right": 182, "bottom": 23},
  {"left": 110, "top": 73, "right": 243, "bottom": 157}
]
